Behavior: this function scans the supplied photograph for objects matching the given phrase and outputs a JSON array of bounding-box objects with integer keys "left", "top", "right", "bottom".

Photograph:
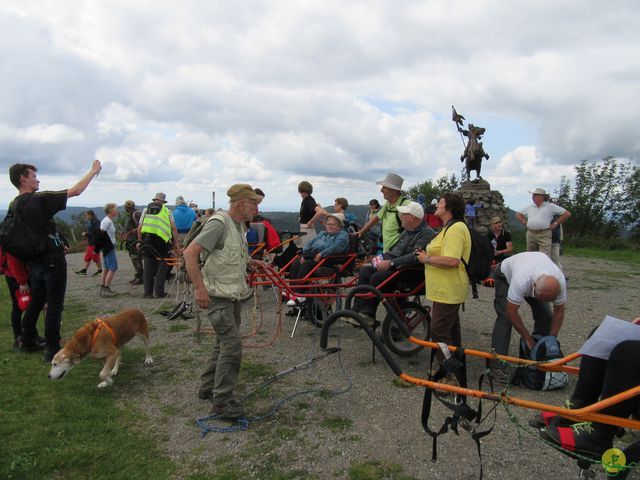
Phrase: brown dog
[{"left": 48, "top": 308, "right": 153, "bottom": 388}]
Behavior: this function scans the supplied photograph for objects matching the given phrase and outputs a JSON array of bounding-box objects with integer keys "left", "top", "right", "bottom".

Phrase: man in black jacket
[
  {"left": 9, "top": 160, "right": 102, "bottom": 361},
  {"left": 352, "top": 201, "right": 435, "bottom": 323}
]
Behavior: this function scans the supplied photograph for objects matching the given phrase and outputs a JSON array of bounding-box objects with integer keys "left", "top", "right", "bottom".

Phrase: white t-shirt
[
  {"left": 500, "top": 252, "right": 567, "bottom": 305},
  {"left": 518, "top": 202, "right": 566, "bottom": 230},
  {"left": 100, "top": 216, "right": 116, "bottom": 246}
]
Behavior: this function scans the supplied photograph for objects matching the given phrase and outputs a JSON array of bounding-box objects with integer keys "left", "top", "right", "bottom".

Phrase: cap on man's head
[
  {"left": 124, "top": 200, "right": 135, "bottom": 209},
  {"left": 325, "top": 212, "right": 345, "bottom": 227},
  {"left": 376, "top": 173, "right": 404, "bottom": 191},
  {"left": 530, "top": 188, "right": 547, "bottom": 195},
  {"left": 175, "top": 195, "right": 186, "bottom": 205},
  {"left": 153, "top": 192, "right": 167, "bottom": 203},
  {"left": 490, "top": 216, "right": 502, "bottom": 224},
  {"left": 227, "top": 184, "right": 263, "bottom": 202},
  {"left": 397, "top": 201, "right": 424, "bottom": 219}
]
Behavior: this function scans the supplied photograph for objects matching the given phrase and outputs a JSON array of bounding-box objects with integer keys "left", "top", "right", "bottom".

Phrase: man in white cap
[
  {"left": 352, "top": 201, "right": 435, "bottom": 324},
  {"left": 358, "top": 173, "right": 410, "bottom": 252},
  {"left": 516, "top": 188, "right": 571, "bottom": 258},
  {"left": 137, "top": 192, "right": 179, "bottom": 298},
  {"left": 183, "top": 184, "right": 265, "bottom": 419}
]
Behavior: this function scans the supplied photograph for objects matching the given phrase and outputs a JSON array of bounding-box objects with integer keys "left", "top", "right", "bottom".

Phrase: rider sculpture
[{"left": 452, "top": 106, "right": 490, "bottom": 181}]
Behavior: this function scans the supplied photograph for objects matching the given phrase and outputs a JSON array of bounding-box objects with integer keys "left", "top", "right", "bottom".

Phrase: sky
[{"left": 1, "top": 1, "right": 639, "bottom": 213}]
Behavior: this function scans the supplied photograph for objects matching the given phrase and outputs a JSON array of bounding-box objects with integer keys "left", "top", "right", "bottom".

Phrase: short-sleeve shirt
[
  {"left": 17, "top": 190, "right": 68, "bottom": 254},
  {"left": 299, "top": 195, "right": 318, "bottom": 224},
  {"left": 378, "top": 197, "right": 409, "bottom": 252},
  {"left": 425, "top": 221, "right": 471, "bottom": 304},
  {"left": 519, "top": 202, "right": 566, "bottom": 230},
  {"left": 500, "top": 252, "right": 567, "bottom": 305},
  {"left": 487, "top": 229, "right": 512, "bottom": 257},
  {"left": 100, "top": 216, "right": 116, "bottom": 246},
  {"left": 194, "top": 216, "right": 227, "bottom": 253}
]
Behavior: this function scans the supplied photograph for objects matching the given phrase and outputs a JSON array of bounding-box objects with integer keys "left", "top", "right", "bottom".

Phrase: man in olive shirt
[{"left": 183, "top": 184, "right": 265, "bottom": 420}]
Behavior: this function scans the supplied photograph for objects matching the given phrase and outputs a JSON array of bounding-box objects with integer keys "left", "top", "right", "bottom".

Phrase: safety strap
[
  {"left": 420, "top": 345, "right": 496, "bottom": 479},
  {"left": 90, "top": 319, "right": 118, "bottom": 349}
]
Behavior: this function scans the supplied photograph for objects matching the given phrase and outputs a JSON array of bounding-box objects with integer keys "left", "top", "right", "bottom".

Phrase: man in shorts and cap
[
  {"left": 183, "top": 184, "right": 265, "bottom": 419},
  {"left": 137, "top": 192, "right": 179, "bottom": 298},
  {"left": 516, "top": 188, "right": 571, "bottom": 258},
  {"left": 358, "top": 173, "right": 410, "bottom": 252}
]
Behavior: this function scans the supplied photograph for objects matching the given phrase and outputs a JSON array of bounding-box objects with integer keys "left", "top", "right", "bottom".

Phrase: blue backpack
[{"left": 518, "top": 334, "right": 569, "bottom": 391}]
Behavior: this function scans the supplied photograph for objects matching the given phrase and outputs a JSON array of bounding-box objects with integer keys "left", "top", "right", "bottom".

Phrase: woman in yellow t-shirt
[{"left": 416, "top": 193, "right": 471, "bottom": 366}]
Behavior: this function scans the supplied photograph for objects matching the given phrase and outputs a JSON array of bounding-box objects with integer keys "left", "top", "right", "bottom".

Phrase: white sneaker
[{"left": 286, "top": 296, "right": 306, "bottom": 307}]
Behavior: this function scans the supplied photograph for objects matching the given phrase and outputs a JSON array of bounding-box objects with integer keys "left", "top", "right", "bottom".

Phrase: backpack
[
  {"left": 518, "top": 334, "right": 569, "bottom": 391},
  {"left": 443, "top": 220, "right": 493, "bottom": 283},
  {"left": 0, "top": 193, "right": 52, "bottom": 262}
]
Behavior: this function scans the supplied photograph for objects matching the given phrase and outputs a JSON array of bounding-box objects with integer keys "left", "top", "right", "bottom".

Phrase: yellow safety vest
[{"left": 140, "top": 204, "right": 172, "bottom": 243}]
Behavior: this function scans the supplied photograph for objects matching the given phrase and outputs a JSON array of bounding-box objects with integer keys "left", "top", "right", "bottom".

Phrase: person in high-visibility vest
[{"left": 137, "top": 192, "right": 179, "bottom": 298}]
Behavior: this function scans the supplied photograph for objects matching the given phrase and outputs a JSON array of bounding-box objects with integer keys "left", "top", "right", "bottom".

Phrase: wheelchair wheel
[
  {"left": 381, "top": 301, "right": 430, "bottom": 356},
  {"left": 305, "top": 298, "right": 334, "bottom": 328}
]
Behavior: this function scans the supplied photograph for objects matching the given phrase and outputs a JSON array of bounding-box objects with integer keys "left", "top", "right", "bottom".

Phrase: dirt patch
[{"left": 65, "top": 252, "right": 640, "bottom": 479}]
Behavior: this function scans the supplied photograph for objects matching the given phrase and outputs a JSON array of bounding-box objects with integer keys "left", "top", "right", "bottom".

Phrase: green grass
[{"left": 0, "top": 288, "right": 175, "bottom": 480}]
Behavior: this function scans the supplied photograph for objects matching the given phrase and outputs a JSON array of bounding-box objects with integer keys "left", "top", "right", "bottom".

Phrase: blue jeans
[{"left": 21, "top": 253, "right": 67, "bottom": 349}]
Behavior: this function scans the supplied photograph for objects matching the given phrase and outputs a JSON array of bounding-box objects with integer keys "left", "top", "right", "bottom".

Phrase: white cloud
[{"left": 1, "top": 0, "right": 639, "bottom": 211}]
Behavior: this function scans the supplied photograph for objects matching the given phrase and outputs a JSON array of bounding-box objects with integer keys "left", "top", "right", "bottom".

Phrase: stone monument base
[{"left": 456, "top": 179, "right": 506, "bottom": 235}]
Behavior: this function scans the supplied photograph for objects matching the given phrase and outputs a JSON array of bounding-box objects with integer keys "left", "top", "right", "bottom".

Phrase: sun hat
[
  {"left": 325, "top": 212, "right": 345, "bottom": 227},
  {"left": 226, "top": 184, "right": 263, "bottom": 202},
  {"left": 397, "top": 201, "right": 424, "bottom": 219},
  {"left": 152, "top": 192, "right": 167, "bottom": 203},
  {"left": 530, "top": 188, "right": 547, "bottom": 195},
  {"left": 376, "top": 173, "right": 404, "bottom": 191},
  {"left": 124, "top": 200, "right": 135, "bottom": 209},
  {"left": 175, "top": 196, "right": 186, "bottom": 205},
  {"left": 490, "top": 216, "right": 502, "bottom": 224}
]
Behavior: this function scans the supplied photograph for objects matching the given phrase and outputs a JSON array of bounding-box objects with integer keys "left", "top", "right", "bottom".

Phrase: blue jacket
[
  {"left": 173, "top": 204, "right": 196, "bottom": 232},
  {"left": 303, "top": 229, "right": 349, "bottom": 258}
]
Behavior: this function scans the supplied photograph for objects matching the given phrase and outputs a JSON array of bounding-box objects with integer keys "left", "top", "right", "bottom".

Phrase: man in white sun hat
[
  {"left": 358, "top": 173, "right": 410, "bottom": 252},
  {"left": 516, "top": 188, "right": 571, "bottom": 258}
]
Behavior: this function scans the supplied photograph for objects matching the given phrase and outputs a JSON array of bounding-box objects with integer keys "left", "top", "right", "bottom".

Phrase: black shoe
[
  {"left": 198, "top": 391, "right": 213, "bottom": 401},
  {"left": 20, "top": 339, "right": 46, "bottom": 352},
  {"left": 129, "top": 278, "right": 143, "bottom": 285},
  {"left": 212, "top": 400, "right": 245, "bottom": 420},
  {"left": 143, "top": 293, "right": 154, "bottom": 299},
  {"left": 154, "top": 293, "right": 167, "bottom": 299},
  {"left": 93, "top": 269, "right": 103, "bottom": 276},
  {"left": 35, "top": 335, "right": 47, "bottom": 347},
  {"left": 75, "top": 268, "right": 87, "bottom": 275},
  {"left": 43, "top": 346, "right": 60, "bottom": 362}
]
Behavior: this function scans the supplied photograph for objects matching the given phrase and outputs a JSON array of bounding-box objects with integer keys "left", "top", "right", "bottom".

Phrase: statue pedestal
[{"left": 456, "top": 180, "right": 506, "bottom": 235}]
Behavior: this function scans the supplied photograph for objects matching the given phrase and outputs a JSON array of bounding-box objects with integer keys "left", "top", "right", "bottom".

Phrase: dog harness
[{"left": 90, "top": 318, "right": 118, "bottom": 348}]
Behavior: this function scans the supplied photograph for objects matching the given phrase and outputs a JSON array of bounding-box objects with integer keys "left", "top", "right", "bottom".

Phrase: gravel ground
[{"left": 64, "top": 251, "right": 640, "bottom": 479}]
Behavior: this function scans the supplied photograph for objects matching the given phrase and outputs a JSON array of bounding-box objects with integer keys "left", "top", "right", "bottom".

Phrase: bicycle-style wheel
[{"left": 381, "top": 301, "right": 430, "bottom": 356}]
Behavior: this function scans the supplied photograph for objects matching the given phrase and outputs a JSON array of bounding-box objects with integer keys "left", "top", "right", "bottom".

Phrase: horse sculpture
[{"left": 452, "top": 106, "right": 490, "bottom": 181}]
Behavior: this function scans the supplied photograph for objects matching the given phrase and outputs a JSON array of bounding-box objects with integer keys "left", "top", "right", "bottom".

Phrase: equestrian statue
[{"left": 452, "top": 106, "right": 490, "bottom": 181}]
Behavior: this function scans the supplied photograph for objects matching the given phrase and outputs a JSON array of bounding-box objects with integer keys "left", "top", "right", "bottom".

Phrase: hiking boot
[
  {"left": 129, "top": 277, "right": 143, "bottom": 285},
  {"left": 198, "top": 391, "right": 213, "bottom": 401},
  {"left": 93, "top": 269, "right": 103, "bottom": 276},
  {"left": 100, "top": 286, "right": 117, "bottom": 297},
  {"left": 540, "top": 425, "right": 612, "bottom": 460},
  {"left": 143, "top": 293, "right": 154, "bottom": 299},
  {"left": 212, "top": 400, "right": 245, "bottom": 420},
  {"left": 529, "top": 411, "right": 576, "bottom": 429},
  {"left": 75, "top": 268, "right": 87, "bottom": 275},
  {"left": 489, "top": 367, "right": 516, "bottom": 387}
]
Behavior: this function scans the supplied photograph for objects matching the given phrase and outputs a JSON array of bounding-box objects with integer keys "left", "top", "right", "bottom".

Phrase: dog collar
[{"left": 91, "top": 318, "right": 118, "bottom": 348}]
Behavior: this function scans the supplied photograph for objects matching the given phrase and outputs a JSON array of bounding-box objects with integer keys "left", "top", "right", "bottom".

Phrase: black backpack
[
  {"left": 0, "top": 193, "right": 52, "bottom": 262},
  {"left": 443, "top": 220, "right": 493, "bottom": 283}
]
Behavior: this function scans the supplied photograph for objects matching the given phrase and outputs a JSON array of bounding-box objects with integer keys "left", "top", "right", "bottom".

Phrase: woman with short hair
[{"left": 416, "top": 193, "right": 471, "bottom": 368}]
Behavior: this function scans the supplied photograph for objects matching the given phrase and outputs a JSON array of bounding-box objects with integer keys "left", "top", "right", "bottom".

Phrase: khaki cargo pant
[{"left": 198, "top": 297, "right": 242, "bottom": 405}]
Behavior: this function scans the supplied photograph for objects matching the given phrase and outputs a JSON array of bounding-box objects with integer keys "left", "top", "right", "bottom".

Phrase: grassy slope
[{"left": 0, "top": 289, "right": 175, "bottom": 480}]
